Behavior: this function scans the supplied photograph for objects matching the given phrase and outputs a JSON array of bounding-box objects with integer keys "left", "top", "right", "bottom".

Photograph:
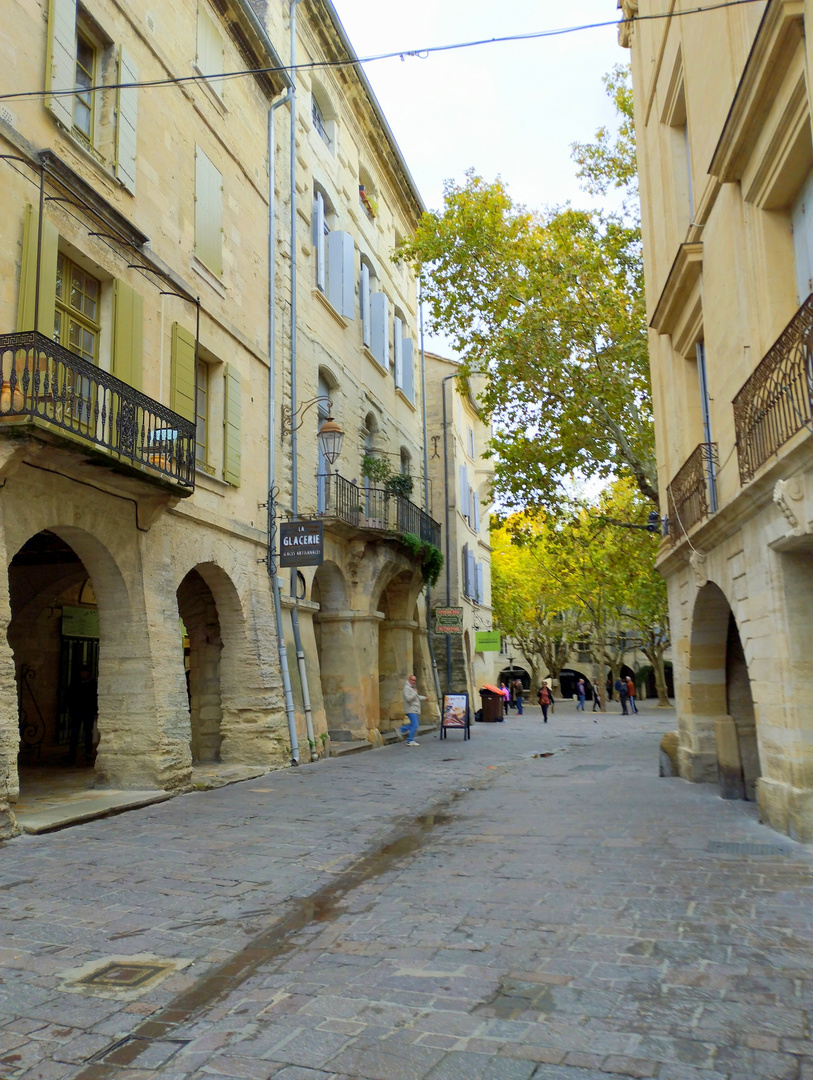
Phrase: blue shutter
[
  {"left": 476, "top": 562, "right": 484, "bottom": 604},
  {"left": 459, "top": 465, "right": 470, "bottom": 519},
  {"left": 360, "top": 263, "right": 371, "bottom": 346},
  {"left": 462, "top": 543, "right": 469, "bottom": 596},
  {"left": 472, "top": 491, "right": 480, "bottom": 532},
  {"left": 313, "top": 192, "right": 325, "bottom": 291},
  {"left": 370, "top": 292, "right": 389, "bottom": 369},
  {"left": 393, "top": 316, "right": 403, "bottom": 388},
  {"left": 327, "top": 230, "right": 355, "bottom": 318},
  {"left": 401, "top": 338, "right": 415, "bottom": 403}
]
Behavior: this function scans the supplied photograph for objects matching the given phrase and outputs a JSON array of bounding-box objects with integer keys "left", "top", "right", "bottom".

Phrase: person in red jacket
[
  {"left": 626, "top": 674, "right": 638, "bottom": 714},
  {"left": 537, "top": 682, "right": 552, "bottom": 723}
]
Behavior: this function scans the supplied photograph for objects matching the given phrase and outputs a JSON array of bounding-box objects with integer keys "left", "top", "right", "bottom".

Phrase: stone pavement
[{"left": 1, "top": 701, "right": 812, "bottom": 1080}]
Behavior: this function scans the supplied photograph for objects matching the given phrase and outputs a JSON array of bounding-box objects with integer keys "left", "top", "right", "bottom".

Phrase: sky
[{"left": 329, "top": 1, "right": 625, "bottom": 216}]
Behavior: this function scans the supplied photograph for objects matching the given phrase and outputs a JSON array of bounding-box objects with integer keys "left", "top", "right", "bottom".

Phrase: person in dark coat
[
  {"left": 614, "top": 676, "right": 629, "bottom": 716},
  {"left": 67, "top": 666, "right": 97, "bottom": 765}
]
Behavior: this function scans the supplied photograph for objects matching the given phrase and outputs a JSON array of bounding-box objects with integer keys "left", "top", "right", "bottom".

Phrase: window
[
  {"left": 472, "top": 491, "right": 480, "bottom": 532},
  {"left": 54, "top": 253, "right": 100, "bottom": 364},
  {"left": 73, "top": 31, "right": 95, "bottom": 142},
  {"left": 310, "top": 81, "right": 335, "bottom": 151},
  {"left": 792, "top": 170, "right": 813, "bottom": 302},
  {"left": 467, "top": 426, "right": 475, "bottom": 458},
  {"left": 359, "top": 166, "right": 378, "bottom": 220},
  {"left": 46, "top": 1, "right": 138, "bottom": 193},
  {"left": 459, "top": 464, "right": 470, "bottom": 523},
  {"left": 196, "top": 5, "right": 224, "bottom": 99},
  {"left": 400, "top": 447, "right": 411, "bottom": 476},
  {"left": 195, "top": 147, "right": 223, "bottom": 275},
  {"left": 661, "top": 55, "right": 693, "bottom": 229},
  {"left": 195, "top": 359, "right": 209, "bottom": 465}
]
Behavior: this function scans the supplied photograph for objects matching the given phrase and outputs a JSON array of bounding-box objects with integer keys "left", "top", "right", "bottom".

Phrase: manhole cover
[
  {"left": 707, "top": 841, "right": 790, "bottom": 856},
  {"left": 76, "top": 961, "right": 171, "bottom": 990}
]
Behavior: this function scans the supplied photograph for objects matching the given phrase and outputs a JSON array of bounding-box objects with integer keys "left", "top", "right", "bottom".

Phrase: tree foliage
[
  {"left": 491, "top": 480, "right": 671, "bottom": 706},
  {"left": 397, "top": 66, "right": 655, "bottom": 511}
]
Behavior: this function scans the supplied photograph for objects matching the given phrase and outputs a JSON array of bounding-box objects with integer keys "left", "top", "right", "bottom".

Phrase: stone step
[{"left": 329, "top": 739, "right": 372, "bottom": 757}]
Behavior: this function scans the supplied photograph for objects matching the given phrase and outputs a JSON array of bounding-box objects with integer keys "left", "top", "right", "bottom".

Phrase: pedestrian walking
[
  {"left": 513, "top": 678, "right": 524, "bottom": 715},
  {"left": 398, "top": 675, "right": 426, "bottom": 745},
  {"left": 614, "top": 676, "right": 629, "bottom": 715},
  {"left": 576, "top": 678, "right": 586, "bottom": 711},
  {"left": 537, "top": 682, "right": 552, "bottom": 723},
  {"left": 626, "top": 674, "right": 639, "bottom": 714},
  {"left": 67, "top": 665, "right": 97, "bottom": 765},
  {"left": 592, "top": 680, "right": 602, "bottom": 712}
]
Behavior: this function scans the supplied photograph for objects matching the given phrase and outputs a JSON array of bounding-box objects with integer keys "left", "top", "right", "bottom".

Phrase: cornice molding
[
  {"left": 709, "top": 0, "right": 805, "bottom": 182},
  {"left": 650, "top": 242, "right": 703, "bottom": 336}
]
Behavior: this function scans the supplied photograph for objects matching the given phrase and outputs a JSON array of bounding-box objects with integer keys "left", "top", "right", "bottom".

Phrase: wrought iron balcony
[
  {"left": 733, "top": 295, "right": 813, "bottom": 484},
  {"left": 319, "top": 472, "right": 441, "bottom": 549},
  {"left": 667, "top": 442, "right": 718, "bottom": 535},
  {"left": 0, "top": 331, "right": 195, "bottom": 488}
]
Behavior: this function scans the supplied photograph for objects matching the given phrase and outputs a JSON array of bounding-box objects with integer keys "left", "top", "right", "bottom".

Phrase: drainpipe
[
  {"left": 441, "top": 372, "right": 458, "bottom": 692},
  {"left": 267, "top": 84, "right": 299, "bottom": 766},
  {"left": 419, "top": 281, "right": 442, "bottom": 704},
  {"left": 287, "top": 0, "right": 318, "bottom": 761}
]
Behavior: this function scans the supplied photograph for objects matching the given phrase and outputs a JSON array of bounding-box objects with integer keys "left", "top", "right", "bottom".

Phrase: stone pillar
[
  {"left": 313, "top": 609, "right": 374, "bottom": 742},
  {"left": 715, "top": 715, "right": 745, "bottom": 799},
  {"left": 378, "top": 618, "right": 417, "bottom": 729}
]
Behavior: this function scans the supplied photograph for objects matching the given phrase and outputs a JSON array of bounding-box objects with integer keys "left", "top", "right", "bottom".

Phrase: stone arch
[
  {"left": 377, "top": 568, "right": 421, "bottom": 729},
  {"left": 688, "top": 581, "right": 761, "bottom": 800},
  {"left": 5, "top": 525, "right": 136, "bottom": 797},
  {"left": 176, "top": 561, "right": 248, "bottom": 764}
]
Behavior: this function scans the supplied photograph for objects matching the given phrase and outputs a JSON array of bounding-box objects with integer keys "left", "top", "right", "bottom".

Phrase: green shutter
[
  {"left": 111, "top": 280, "right": 143, "bottom": 389},
  {"left": 115, "top": 47, "right": 138, "bottom": 194},
  {"left": 195, "top": 148, "right": 223, "bottom": 276},
  {"left": 171, "top": 322, "right": 196, "bottom": 422},
  {"left": 45, "top": 0, "right": 76, "bottom": 129},
  {"left": 17, "top": 204, "right": 58, "bottom": 334},
  {"left": 223, "top": 363, "right": 241, "bottom": 486}
]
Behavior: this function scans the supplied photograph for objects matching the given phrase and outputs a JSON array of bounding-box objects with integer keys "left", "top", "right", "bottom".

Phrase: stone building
[
  {"left": 425, "top": 354, "right": 496, "bottom": 703},
  {"left": 620, "top": 0, "right": 813, "bottom": 838},
  {"left": 0, "top": 0, "right": 438, "bottom": 835},
  {"left": 257, "top": 1, "right": 441, "bottom": 751}
]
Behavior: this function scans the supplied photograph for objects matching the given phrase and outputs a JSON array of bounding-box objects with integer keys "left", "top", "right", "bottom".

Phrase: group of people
[
  {"left": 574, "top": 674, "right": 639, "bottom": 714},
  {"left": 497, "top": 678, "right": 525, "bottom": 716}
]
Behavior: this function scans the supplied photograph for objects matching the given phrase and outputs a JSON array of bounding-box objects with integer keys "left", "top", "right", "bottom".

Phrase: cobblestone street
[{"left": 1, "top": 702, "right": 812, "bottom": 1080}]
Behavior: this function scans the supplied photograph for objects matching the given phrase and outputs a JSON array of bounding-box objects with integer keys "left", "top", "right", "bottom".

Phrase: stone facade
[
  {"left": 0, "top": 0, "right": 438, "bottom": 835},
  {"left": 620, "top": 0, "right": 813, "bottom": 838},
  {"left": 424, "top": 354, "right": 497, "bottom": 703}
]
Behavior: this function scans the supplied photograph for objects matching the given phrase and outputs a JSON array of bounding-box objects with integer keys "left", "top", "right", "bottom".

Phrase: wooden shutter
[
  {"left": 327, "top": 230, "right": 354, "bottom": 318},
  {"left": 393, "top": 316, "right": 403, "bottom": 388},
  {"left": 476, "top": 562, "right": 484, "bottom": 604},
  {"left": 195, "top": 148, "right": 223, "bottom": 275},
  {"left": 401, "top": 338, "right": 415, "bottom": 403},
  {"left": 472, "top": 491, "right": 480, "bottom": 532},
  {"left": 223, "top": 363, "right": 242, "bottom": 485},
  {"left": 370, "top": 292, "right": 388, "bottom": 369},
  {"left": 170, "top": 322, "right": 196, "bottom": 422},
  {"left": 313, "top": 192, "right": 325, "bottom": 291},
  {"left": 111, "top": 280, "right": 143, "bottom": 389},
  {"left": 17, "top": 204, "right": 59, "bottom": 334},
  {"left": 459, "top": 465, "right": 470, "bottom": 519},
  {"left": 462, "top": 543, "right": 469, "bottom": 596},
  {"left": 360, "top": 262, "right": 371, "bottom": 346},
  {"left": 197, "top": 5, "right": 224, "bottom": 97},
  {"left": 45, "top": 0, "right": 76, "bottom": 129},
  {"left": 115, "top": 47, "right": 138, "bottom": 194}
]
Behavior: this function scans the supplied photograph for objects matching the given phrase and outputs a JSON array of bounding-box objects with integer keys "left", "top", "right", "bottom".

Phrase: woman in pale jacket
[{"left": 398, "top": 675, "right": 426, "bottom": 746}]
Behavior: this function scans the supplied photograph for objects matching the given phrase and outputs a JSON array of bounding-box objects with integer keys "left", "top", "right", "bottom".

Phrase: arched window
[
  {"left": 313, "top": 183, "right": 335, "bottom": 293},
  {"left": 311, "top": 79, "right": 336, "bottom": 151},
  {"left": 400, "top": 447, "right": 411, "bottom": 476}
]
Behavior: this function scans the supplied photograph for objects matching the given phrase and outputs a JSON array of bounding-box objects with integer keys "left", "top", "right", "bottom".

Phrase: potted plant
[
  {"left": 361, "top": 454, "right": 391, "bottom": 485},
  {"left": 385, "top": 473, "right": 413, "bottom": 498}
]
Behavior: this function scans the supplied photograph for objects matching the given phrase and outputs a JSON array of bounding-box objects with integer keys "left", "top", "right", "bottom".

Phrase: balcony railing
[
  {"left": 0, "top": 331, "right": 195, "bottom": 488},
  {"left": 733, "top": 295, "right": 813, "bottom": 484},
  {"left": 320, "top": 472, "right": 441, "bottom": 549},
  {"left": 667, "top": 442, "right": 718, "bottom": 535}
]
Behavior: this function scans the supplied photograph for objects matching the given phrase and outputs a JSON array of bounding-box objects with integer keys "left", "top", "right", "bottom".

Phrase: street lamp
[{"left": 281, "top": 396, "right": 344, "bottom": 465}]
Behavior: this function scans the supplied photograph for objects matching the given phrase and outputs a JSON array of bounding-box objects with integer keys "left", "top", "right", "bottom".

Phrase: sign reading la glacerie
[
  {"left": 435, "top": 607, "right": 464, "bottom": 634},
  {"left": 279, "top": 520, "right": 324, "bottom": 566}
]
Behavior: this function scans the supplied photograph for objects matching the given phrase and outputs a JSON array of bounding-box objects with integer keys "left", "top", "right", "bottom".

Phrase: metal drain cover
[
  {"left": 62, "top": 953, "right": 192, "bottom": 999},
  {"left": 76, "top": 960, "right": 171, "bottom": 990},
  {"left": 707, "top": 841, "right": 790, "bottom": 856}
]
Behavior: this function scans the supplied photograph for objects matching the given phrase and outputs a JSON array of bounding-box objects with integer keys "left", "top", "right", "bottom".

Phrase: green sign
[
  {"left": 435, "top": 607, "right": 464, "bottom": 634},
  {"left": 475, "top": 630, "right": 501, "bottom": 652},
  {"left": 62, "top": 605, "right": 100, "bottom": 639}
]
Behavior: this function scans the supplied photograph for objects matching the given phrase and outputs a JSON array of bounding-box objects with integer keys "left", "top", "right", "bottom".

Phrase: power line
[{"left": 0, "top": 0, "right": 765, "bottom": 104}]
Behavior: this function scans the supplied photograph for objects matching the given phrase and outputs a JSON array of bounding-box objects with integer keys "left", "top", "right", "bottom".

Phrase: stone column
[
  {"left": 378, "top": 618, "right": 417, "bottom": 730},
  {"left": 313, "top": 609, "right": 377, "bottom": 742}
]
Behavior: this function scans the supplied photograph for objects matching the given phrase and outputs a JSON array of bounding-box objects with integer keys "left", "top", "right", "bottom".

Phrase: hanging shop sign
[
  {"left": 280, "top": 520, "right": 324, "bottom": 567},
  {"left": 62, "top": 605, "right": 100, "bottom": 639},
  {"left": 475, "top": 630, "right": 501, "bottom": 652},
  {"left": 434, "top": 607, "right": 464, "bottom": 634}
]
